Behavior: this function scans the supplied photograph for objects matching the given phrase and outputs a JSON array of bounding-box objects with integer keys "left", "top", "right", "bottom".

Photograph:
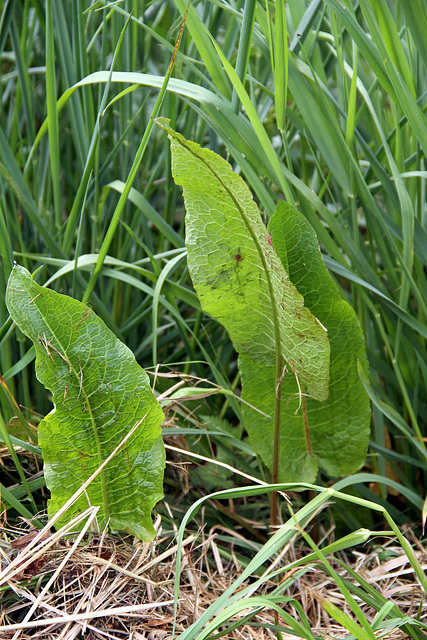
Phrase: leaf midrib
[{"left": 28, "top": 280, "right": 109, "bottom": 521}]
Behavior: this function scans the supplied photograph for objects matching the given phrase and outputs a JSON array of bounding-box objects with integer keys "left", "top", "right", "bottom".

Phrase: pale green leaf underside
[
  {"left": 6, "top": 265, "right": 165, "bottom": 540},
  {"left": 241, "top": 202, "right": 370, "bottom": 481},
  {"left": 163, "top": 123, "right": 330, "bottom": 402}
]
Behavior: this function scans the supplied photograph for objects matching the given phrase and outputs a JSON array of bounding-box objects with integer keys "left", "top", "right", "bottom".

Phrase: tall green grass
[{"left": 0, "top": 0, "right": 426, "bottom": 530}]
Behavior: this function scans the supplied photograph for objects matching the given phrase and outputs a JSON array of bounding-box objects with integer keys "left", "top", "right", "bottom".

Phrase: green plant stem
[
  {"left": 231, "top": 0, "right": 256, "bottom": 113},
  {"left": 271, "top": 353, "right": 284, "bottom": 526}
]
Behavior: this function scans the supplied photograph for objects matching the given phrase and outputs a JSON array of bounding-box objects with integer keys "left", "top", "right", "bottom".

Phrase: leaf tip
[{"left": 154, "top": 117, "right": 172, "bottom": 134}]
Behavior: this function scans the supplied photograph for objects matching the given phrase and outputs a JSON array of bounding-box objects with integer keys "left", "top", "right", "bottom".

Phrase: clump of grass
[{"left": 1, "top": 482, "right": 426, "bottom": 639}]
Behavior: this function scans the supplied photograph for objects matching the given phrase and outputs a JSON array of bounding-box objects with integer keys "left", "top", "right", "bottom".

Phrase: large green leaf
[
  {"left": 164, "top": 124, "right": 370, "bottom": 482},
  {"left": 162, "top": 124, "right": 337, "bottom": 480},
  {"left": 6, "top": 265, "right": 165, "bottom": 540},
  {"left": 241, "top": 203, "right": 371, "bottom": 481},
  {"left": 162, "top": 122, "right": 330, "bottom": 403}
]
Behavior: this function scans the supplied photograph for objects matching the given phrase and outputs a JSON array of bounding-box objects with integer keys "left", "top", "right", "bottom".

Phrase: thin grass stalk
[
  {"left": 45, "top": 0, "right": 62, "bottom": 235},
  {"left": 0, "top": 1, "right": 14, "bottom": 54},
  {"left": 0, "top": 411, "right": 37, "bottom": 513},
  {"left": 272, "top": 0, "right": 288, "bottom": 132}
]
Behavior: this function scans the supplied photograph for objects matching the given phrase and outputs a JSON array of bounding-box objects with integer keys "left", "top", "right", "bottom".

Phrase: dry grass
[{"left": 0, "top": 509, "right": 425, "bottom": 640}]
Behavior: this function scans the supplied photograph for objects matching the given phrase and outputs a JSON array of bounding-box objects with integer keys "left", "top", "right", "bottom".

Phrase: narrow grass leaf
[
  {"left": 273, "top": 0, "right": 288, "bottom": 131},
  {"left": 2, "top": 346, "right": 35, "bottom": 381},
  {"left": 422, "top": 494, "right": 427, "bottom": 535},
  {"left": 293, "top": 522, "right": 377, "bottom": 640},
  {"left": 0, "top": 433, "right": 41, "bottom": 456},
  {"left": 152, "top": 252, "right": 187, "bottom": 365},
  {"left": 172, "top": 482, "right": 405, "bottom": 640},
  {"left": 288, "top": 55, "right": 352, "bottom": 193},
  {"left": 396, "top": 0, "right": 427, "bottom": 68},
  {"left": 45, "top": 0, "right": 62, "bottom": 232},
  {"left": 62, "top": 11, "right": 133, "bottom": 255},
  {"left": 324, "top": 256, "right": 427, "bottom": 339},
  {"left": 345, "top": 48, "right": 358, "bottom": 149},
  {"left": 36, "top": 255, "right": 199, "bottom": 310},
  {"left": 231, "top": 0, "right": 256, "bottom": 112},
  {"left": 358, "top": 362, "right": 427, "bottom": 460},
  {"left": 0, "top": 200, "right": 13, "bottom": 277},
  {"left": 173, "top": 0, "right": 231, "bottom": 98},
  {"left": 107, "top": 180, "right": 185, "bottom": 248},
  {"left": 26, "top": 71, "right": 280, "bottom": 190},
  {"left": 325, "top": 0, "right": 427, "bottom": 157},
  {"left": 82, "top": 12, "right": 187, "bottom": 303},
  {"left": 10, "top": 18, "right": 34, "bottom": 142},
  {"left": 320, "top": 600, "right": 374, "bottom": 640},
  {"left": 198, "top": 596, "right": 317, "bottom": 640},
  {"left": 51, "top": 1, "right": 88, "bottom": 167},
  {"left": 0, "top": 412, "right": 37, "bottom": 512},
  {"left": 289, "top": 0, "right": 323, "bottom": 54},
  {"left": 172, "top": 482, "right": 332, "bottom": 639},
  {"left": 372, "top": 602, "right": 400, "bottom": 631},
  {"left": 206, "top": 33, "right": 294, "bottom": 201},
  {"left": 0, "top": 484, "right": 42, "bottom": 526},
  {"left": 0, "top": 0, "right": 14, "bottom": 55},
  {"left": 323, "top": 0, "right": 395, "bottom": 100},
  {"left": 366, "top": 0, "right": 415, "bottom": 97}
]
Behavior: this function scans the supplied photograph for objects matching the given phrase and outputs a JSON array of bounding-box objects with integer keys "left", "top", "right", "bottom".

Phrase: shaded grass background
[
  {"left": 0, "top": 0, "right": 426, "bottom": 534},
  {"left": 1, "top": 1, "right": 427, "bottom": 637}
]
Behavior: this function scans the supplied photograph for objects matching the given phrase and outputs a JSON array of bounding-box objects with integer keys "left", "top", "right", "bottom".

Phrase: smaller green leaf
[
  {"left": 321, "top": 600, "right": 374, "bottom": 640},
  {"left": 6, "top": 265, "right": 165, "bottom": 540},
  {"left": 242, "top": 202, "right": 371, "bottom": 481}
]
